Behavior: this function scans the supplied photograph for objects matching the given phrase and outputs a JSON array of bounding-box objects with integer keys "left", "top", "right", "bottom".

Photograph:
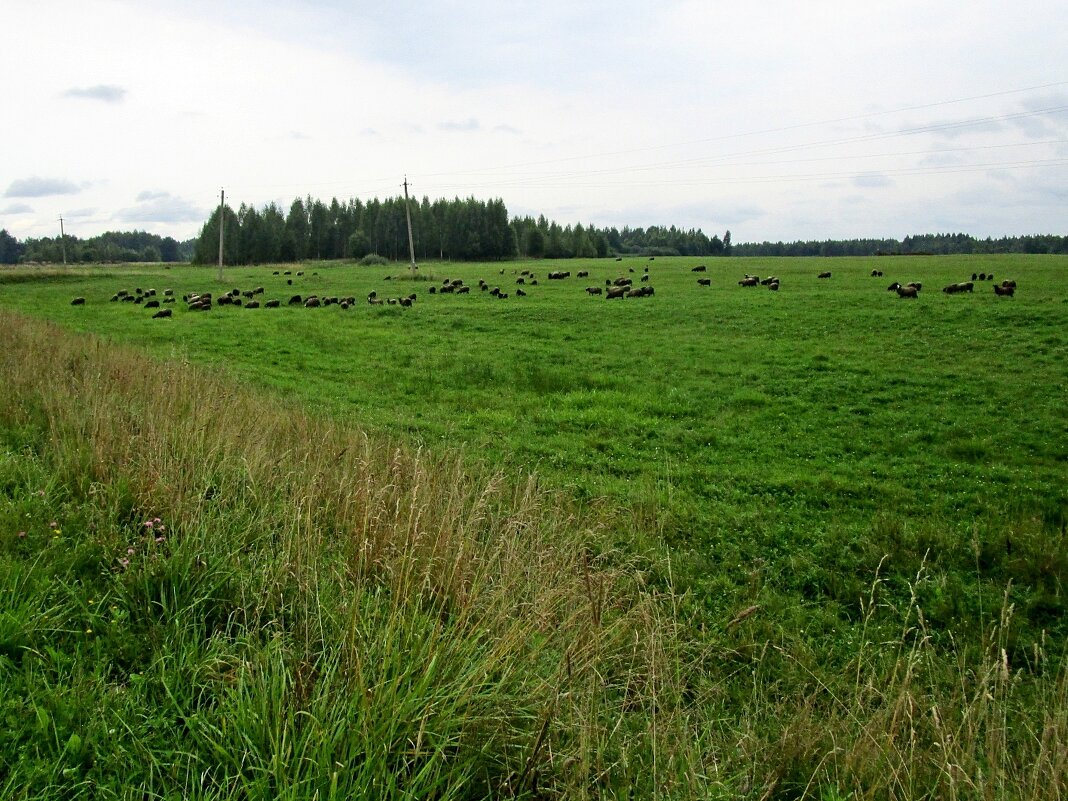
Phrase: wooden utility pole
[
  {"left": 402, "top": 176, "right": 416, "bottom": 275},
  {"left": 58, "top": 216, "right": 67, "bottom": 265},
  {"left": 217, "top": 188, "right": 225, "bottom": 281}
]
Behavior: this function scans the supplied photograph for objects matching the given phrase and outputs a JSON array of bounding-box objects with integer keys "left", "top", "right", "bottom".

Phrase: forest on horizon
[{"left": 2, "top": 193, "right": 1066, "bottom": 265}]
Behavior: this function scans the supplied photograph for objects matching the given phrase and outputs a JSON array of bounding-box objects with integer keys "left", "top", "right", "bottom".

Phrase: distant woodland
[
  {"left": 2, "top": 194, "right": 1065, "bottom": 265},
  {"left": 187, "top": 195, "right": 733, "bottom": 264},
  {"left": 0, "top": 228, "right": 194, "bottom": 265}
]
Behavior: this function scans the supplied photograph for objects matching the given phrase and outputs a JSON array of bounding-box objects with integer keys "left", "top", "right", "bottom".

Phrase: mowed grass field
[
  {"left": 2, "top": 255, "right": 1066, "bottom": 631},
  {"left": 2, "top": 253, "right": 1067, "bottom": 798}
]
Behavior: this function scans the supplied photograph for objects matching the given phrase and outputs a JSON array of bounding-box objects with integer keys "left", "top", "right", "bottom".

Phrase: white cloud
[
  {"left": 62, "top": 84, "right": 126, "bottom": 103},
  {"left": 116, "top": 192, "right": 206, "bottom": 224},
  {"left": 5, "top": 177, "right": 82, "bottom": 198}
]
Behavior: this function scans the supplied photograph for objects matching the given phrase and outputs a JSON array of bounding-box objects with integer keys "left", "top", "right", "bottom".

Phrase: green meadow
[{"left": 1, "top": 253, "right": 1066, "bottom": 798}]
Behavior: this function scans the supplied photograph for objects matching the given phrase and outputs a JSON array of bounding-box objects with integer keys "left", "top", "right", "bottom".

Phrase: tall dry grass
[{"left": 0, "top": 310, "right": 707, "bottom": 798}]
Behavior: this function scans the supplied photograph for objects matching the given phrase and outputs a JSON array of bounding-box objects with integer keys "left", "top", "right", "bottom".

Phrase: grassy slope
[
  {"left": 0, "top": 313, "right": 695, "bottom": 799},
  {"left": 1, "top": 254, "right": 1066, "bottom": 798}
]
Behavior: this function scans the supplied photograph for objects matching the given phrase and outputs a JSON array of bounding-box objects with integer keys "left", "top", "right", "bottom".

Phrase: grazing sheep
[
  {"left": 577, "top": 271, "right": 589, "bottom": 278},
  {"left": 152, "top": 308, "right": 172, "bottom": 319},
  {"left": 896, "top": 285, "right": 919, "bottom": 299},
  {"left": 490, "top": 287, "right": 501, "bottom": 296},
  {"left": 264, "top": 299, "right": 280, "bottom": 308},
  {"left": 516, "top": 277, "right": 525, "bottom": 284},
  {"left": 615, "top": 256, "right": 623, "bottom": 261},
  {"left": 529, "top": 279, "right": 538, "bottom": 286},
  {"left": 429, "top": 286, "right": 437, "bottom": 294},
  {"left": 288, "top": 295, "right": 303, "bottom": 305},
  {"left": 296, "top": 270, "right": 304, "bottom": 276},
  {"left": 641, "top": 273, "right": 650, "bottom": 282},
  {"left": 818, "top": 271, "right": 832, "bottom": 278},
  {"left": 739, "top": 277, "right": 759, "bottom": 287},
  {"left": 692, "top": 265, "right": 707, "bottom": 272},
  {"left": 697, "top": 278, "right": 711, "bottom": 286},
  {"left": 400, "top": 297, "right": 412, "bottom": 307},
  {"left": 110, "top": 294, "right": 119, "bottom": 302},
  {"left": 887, "top": 282, "right": 902, "bottom": 292},
  {"left": 497, "top": 292, "right": 509, "bottom": 299},
  {"left": 613, "top": 277, "right": 633, "bottom": 287},
  {"left": 287, "top": 279, "right": 293, "bottom": 285},
  {"left": 978, "top": 273, "right": 987, "bottom": 280},
  {"left": 906, "top": 281, "right": 922, "bottom": 291},
  {"left": 516, "top": 288, "right": 527, "bottom": 296},
  {"left": 760, "top": 276, "right": 778, "bottom": 286},
  {"left": 586, "top": 286, "right": 603, "bottom": 295},
  {"left": 871, "top": 269, "right": 884, "bottom": 277},
  {"left": 1001, "top": 279, "right": 1016, "bottom": 288},
  {"left": 942, "top": 282, "right": 973, "bottom": 294},
  {"left": 163, "top": 297, "right": 176, "bottom": 304},
  {"left": 304, "top": 297, "right": 321, "bottom": 308},
  {"left": 971, "top": 273, "right": 978, "bottom": 281},
  {"left": 768, "top": 281, "right": 780, "bottom": 291},
  {"left": 606, "top": 286, "right": 627, "bottom": 299},
  {"left": 993, "top": 284, "right": 1015, "bottom": 296},
  {"left": 368, "top": 298, "right": 383, "bottom": 305},
  {"left": 340, "top": 301, "right": 350, "bottom": 309},
  {"left": 145, "top": 300, "right": 160, "bottom": 309},
  {"left": 163, "top": 289, "right": 174, "bottom": 296},
  {"left": 456, "top": 285, "right": 470, "bottom": 294},
  {"left": 71, "top": 297, "right": 86, "bottom": 305},
  {"left": 245, "top": 300, "right": 260, "bottom": 309}
]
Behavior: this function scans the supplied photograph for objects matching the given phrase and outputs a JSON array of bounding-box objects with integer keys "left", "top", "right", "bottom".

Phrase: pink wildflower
[
  {"left": 50, "top": 521, "right": 58, "bottom": 528},
  {"left": 18, "top": 531, "right": 26, "bottom": 539},
  {"left": 127, "top": 547, "right": 136, "bottom": 555},
  {"left": 153, "top": 517, "right": 162, "bottom": 524},
  {"left": 155, "top": 536, "right": 166, "bottom": 544},
  {"left": 119, "top": 558, "right": 130, "bottom": 568},
  {"left": 143, "top": 520, "right": 154, "bottom": 529}
]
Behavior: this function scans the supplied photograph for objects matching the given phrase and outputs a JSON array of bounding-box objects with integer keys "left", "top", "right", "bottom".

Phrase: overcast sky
[{"left": 2, "top": 0, "right": 1066, "bottom": 244}]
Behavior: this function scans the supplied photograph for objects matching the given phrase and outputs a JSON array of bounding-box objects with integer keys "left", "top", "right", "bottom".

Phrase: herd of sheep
[{"left": 67, "top": 264, "right": 1019, "bottom": 312}]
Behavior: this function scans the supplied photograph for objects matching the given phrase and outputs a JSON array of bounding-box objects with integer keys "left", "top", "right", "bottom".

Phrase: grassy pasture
[
  {"left": 2, "top": 256, "right": 1064, "bottom": 626},
  {"left": 1, "top": 254, "right": 1067, "bottom": 798}
]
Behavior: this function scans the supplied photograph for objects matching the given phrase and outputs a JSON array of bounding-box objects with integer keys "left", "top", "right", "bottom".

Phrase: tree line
[
  {"left": 187, "top": 193, "right": 735, "bottom": 265},
  {"left": 5, "top": 206, "right": 1064, "bottom": 267},
  {"left": 0, "top": 229, "right": 195, "bottom": 265},
  {"left": 733, "top": 232, "right": 1068, "bottom": 257}
]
